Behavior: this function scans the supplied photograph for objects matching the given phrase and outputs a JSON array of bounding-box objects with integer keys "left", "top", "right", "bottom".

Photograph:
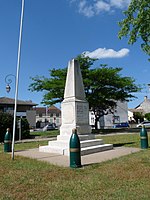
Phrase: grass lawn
[
  {"left": 30, "top": 129, "right": 59, "bottom": 138},
  {"left": 0, "top": 133, "right": 150, "bottom": 200},
  {"left": 99, "top": 133, "right": 146, "bottom": 148}
]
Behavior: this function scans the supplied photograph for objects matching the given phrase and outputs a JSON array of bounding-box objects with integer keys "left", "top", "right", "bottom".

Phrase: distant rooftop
[
  {"left": 0, "top": 97, "right": 37, "bottom": 106},
  {"left": 35, "top": 105, "right": 61, "bottom": 114}
]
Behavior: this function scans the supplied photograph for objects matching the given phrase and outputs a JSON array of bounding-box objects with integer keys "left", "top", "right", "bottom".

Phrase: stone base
[
  {"left": 39, "top": 135, "right": 113, "bottom": 156},
  {"left": 59, "top": 124, "right": 92, "bottom": 136}
]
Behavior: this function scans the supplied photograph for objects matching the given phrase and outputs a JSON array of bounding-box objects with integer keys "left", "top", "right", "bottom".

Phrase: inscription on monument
[{"left": 76, "top": 103, "right": 88, "bottom": 124}]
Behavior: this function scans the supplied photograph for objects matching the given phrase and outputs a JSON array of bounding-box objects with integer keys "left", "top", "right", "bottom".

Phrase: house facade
[
  {"left": 0, "top": 97, "right": 37, "bottom": 128},
  {"left": 134, "top": 96, "right": 150, "bottom": 114},
  {"left": 89, "top": 101, "right": 128, "bottom": 128},
  {"left": 34, "top": 105, "right": 61, "bottom": 128},
  {"left": 128, "top": 96, "right": 150, "bottom": 124}
]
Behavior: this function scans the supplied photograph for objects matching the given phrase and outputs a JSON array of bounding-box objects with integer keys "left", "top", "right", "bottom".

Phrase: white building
[
  {"left": 35, "top": 105, "right": 61, "bottom": 128},
  {"left": 89, "top": 101, "right": 128, "bottom": 129}
]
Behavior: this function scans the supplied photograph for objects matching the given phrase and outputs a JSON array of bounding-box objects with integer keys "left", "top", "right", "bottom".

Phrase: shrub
[
  {"left": 133, "top": 112, "right": 144, "bottom": 123},
  {"left": 0, "top": 112, "right": 31, "bottom": 142},
  {"left": 0, "top": 112, "right": 13, "bottom": 142},
  {"left": 144, "top": 113, "right": 150, "bottom": 121}
]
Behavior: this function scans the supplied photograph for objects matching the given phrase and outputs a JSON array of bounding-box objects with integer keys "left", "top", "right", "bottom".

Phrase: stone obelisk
[
  {"left": 39, "top": 59, "right": 113, "bottom": 156},
  {"left": 58, "top": 59, "right": 91, "bottom": 140}
]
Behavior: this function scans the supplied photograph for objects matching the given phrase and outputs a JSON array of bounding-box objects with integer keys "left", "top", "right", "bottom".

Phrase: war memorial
[{"left": 39, "top": 59, "right": 113, "bottom": 155}]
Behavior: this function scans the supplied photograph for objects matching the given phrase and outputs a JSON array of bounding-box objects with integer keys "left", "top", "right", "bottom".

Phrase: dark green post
[
  {"left": 4, "top": 128, "right": 12, "bottom": 152},
  {"left": 140, "top": 125, "right": 148, "bottom": 149},
  {"left": 70, "top": 128, "right": 81, "bottom": 168}
]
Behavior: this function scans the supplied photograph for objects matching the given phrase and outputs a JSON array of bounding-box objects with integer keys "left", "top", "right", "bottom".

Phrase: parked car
[
  {"left": 113, "top": 122, "right": 129, "bottom": 128},
  {"left": 43, "top": 123, "right": 56, "bottom": 131},
  {"left": 136, "top": 121, "right": 150, "bottom": 128}
]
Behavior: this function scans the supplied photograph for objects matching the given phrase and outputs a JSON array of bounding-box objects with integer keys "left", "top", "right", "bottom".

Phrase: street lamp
[{"left": 5, "top": 74, "right": 16, "bottom": 93}]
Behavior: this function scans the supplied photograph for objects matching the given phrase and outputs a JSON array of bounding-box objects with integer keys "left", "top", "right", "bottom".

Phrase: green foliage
[
  {"left": 144, "top": 113, "right": 150, "bottom": 121},
  {"left": 29, "top": 68, "right": 67, "bottom": 105},
  {"left": 0, "top": 112, "right": 13, "bottom": 142},
  {"left": 118, "top": 0, "right": 150, "bottom": 58},
  {"left": 0, "top": 112, "right": 30, "bottom": 142},
  {"left": 29, "top": 55, "right": 140, "bottom": 116},
  {"left": 133, "top": 112, "right": 144, "bottom": 123}
]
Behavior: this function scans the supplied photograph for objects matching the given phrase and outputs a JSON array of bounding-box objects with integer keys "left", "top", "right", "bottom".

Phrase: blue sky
[{"left": 0, "top": 0, "right": 149, "bottom": 109}]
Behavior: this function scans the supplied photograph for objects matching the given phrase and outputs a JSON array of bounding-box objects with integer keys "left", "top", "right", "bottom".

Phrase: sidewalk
[{"left": 14, "top": 146, "right": 141, "bottom": 167}]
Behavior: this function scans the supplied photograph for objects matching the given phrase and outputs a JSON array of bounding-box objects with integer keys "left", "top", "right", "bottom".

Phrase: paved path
[{"left": 15, "top": 147, "right": 141, "bottom": 167}]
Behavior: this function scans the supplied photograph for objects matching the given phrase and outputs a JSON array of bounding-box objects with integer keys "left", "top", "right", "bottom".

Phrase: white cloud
[
  {"left": 110, "top": 0, "right": 131, "bottom": 9},
  {"left": 69, "top": 0, "right": 131, "bottom": 17},
  {"left": 83, "top": 48, "right": 130, "bottom": 59},
  {"left": 78, "top": 0, "right": 95, "bottom": 17},
  {"left": 94, "top": 1, "right": 111, "bottom": 14}
]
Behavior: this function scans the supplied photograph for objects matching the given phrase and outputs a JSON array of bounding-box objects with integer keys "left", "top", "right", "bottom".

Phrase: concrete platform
[{"left": 14, "top": 147, "right": 141, "bottom": 167}]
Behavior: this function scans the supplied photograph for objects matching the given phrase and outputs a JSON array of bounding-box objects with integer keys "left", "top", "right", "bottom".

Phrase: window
[
  {"left": 56, "top": 113, "right": 59, "bottom": 117},
  {"left": 113, "top": 116, "right": 120, "bottom": 123},
  {"left": 39, "top": 113, "right": 42, "bottom": 117}
]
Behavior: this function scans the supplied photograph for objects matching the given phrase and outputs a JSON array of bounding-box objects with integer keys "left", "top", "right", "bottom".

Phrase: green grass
[
  {"left": 0, "top": 133, "right": 150, "bottom": 200},
  {"left": 99, "top": 133, "right": 150, "bottom": 148},
  {"left": 30, "top": 129, "right": 59, "bottom": 137},
  {"left": 0, "top": 141, "right": 48, "bottom": 153}
]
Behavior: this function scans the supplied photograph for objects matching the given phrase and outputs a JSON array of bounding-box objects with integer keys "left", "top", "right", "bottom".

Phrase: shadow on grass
[{"left": 113, "top": 142, "right": 135, "bottom": 147}]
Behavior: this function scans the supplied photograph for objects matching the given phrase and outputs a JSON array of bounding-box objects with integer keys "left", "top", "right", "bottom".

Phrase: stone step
[
  {"left": 48, "top": 140, "right": 67, "bottom": 148},
  {"left": 47, "top": 138, "right": 104, "bottom": 149},
  {"left": 39, "top": 145, "right": 66, "bottom": 155},
  {"left": 39, "top": 139, "right": 113, "bottom": 156},
  {"left": 81, "top": 144, "right": 113, "bottom": 156},
  {"left": 80, "top": 139, "right": 104, "bottom": 148},
  {"left": 79, "top": 134, "right": 95, "bottom": 141},
  {"left": 63, "top": 144, "right": 113, "bottom": 156},
  {"left": 57, "top": 134, "right": 95, "bottom": 141},
  {"left": 39, "top": 143, "right": 113, "bottom": 156}
]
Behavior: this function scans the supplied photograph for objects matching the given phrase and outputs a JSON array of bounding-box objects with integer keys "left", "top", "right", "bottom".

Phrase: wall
[{"left": 26, "top": 110, "right": 36, "bottom": 128}]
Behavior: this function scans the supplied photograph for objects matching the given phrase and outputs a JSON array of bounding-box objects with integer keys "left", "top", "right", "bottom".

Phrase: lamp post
[
  {"left": 5, "top": 74, "right": 16, "bottom": 93},
  {"left": 11, "top": 0, "right": 25, "bottom": 160},
  {"left": 5, "top": 74, "right": 22, "bottom": 142}
]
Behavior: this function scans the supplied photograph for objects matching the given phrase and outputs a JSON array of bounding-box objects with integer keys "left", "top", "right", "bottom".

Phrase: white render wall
[{"left": 100, "top": 101, "right": 128, "bottom": 128}]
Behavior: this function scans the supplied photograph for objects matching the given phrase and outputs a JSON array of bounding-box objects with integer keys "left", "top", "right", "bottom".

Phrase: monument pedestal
[
  {"left": 39, "top": 59, "right": 113, "bottom": 156},
  {"left": 59, "top": 98, "right": 92, "bottom": 137},
  {"left": 39, "top": 136, "right": 113, "bottom": 156}
]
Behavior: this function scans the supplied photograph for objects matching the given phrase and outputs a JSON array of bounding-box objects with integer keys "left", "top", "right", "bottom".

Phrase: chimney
[{"left": 144, "top": 96, "right": 148, "bottom": 101}]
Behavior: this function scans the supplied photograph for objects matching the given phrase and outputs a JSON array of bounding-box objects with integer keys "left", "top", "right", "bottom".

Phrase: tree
[
  {"left": 144, "top": 113, "right": 150, "bottom": 121},
  {"left": 118, "top": 0, "right": 150, "bottom": 58},
  {"left": 29, "top": 55, "right": 140, "bottom": 129},
  {"left": 29, "top": 68, "right": 67, "bottom": 106},
  {"left": 133, "top": 112, "right": 144, "bottom": 123}
]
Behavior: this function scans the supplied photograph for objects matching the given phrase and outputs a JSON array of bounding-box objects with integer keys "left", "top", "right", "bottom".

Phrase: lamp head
[{"left": 6, "top": 84, "right": 11, "bottom": 93}]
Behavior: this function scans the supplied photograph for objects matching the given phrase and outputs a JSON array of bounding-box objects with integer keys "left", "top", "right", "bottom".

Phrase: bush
[
  {"left": 0, "top": 112, "right": 31, "bottom": 142},
  {"left": 0, "top": 112, "right": 13, "bottom": 142},
  {"left": 133, "top": 112, "right": 144, "bottom": 123},
  {"left": 144, "top": 113, "right": 150, "bottom": 121}
]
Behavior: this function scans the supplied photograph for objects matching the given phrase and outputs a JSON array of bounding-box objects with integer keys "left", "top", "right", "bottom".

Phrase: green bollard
[
  {"left": 70, "top": 128, "right": 82, "bottom": 168},
  {"left": 140, "top": 125, "right": 148, "bottom": 149},
  {"left": 4, "top": 128, "right": 12, "bottom": 152}
]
